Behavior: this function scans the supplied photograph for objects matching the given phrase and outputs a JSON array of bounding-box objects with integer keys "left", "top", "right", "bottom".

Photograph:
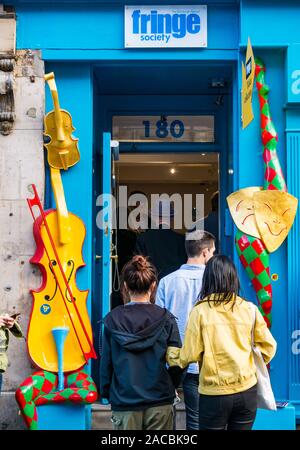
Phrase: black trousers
[
  {"left": 198, "top": 384, "right": 257, "bottom": 430},
  {"left": 182, "top": 373, "right": 200, "bottom": 430}
]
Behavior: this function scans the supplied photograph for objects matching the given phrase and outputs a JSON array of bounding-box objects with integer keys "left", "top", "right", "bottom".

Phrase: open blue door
[
  {"left": 101, "top": 132, "right": 119, "bottom": 319},
  {"left": 101, "top": 132, "right": 112, "bottom": 320},
  {"left": 93, "top": 132, "right": 119, "bottom": 400},
  {"left": 93, "top": 133, "right": 119, "bottom": 405}
]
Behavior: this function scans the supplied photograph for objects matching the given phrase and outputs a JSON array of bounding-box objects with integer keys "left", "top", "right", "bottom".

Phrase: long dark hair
[
  {"left": 198, "top": 255, "right": 240, "bottom": 309},
  {"left": 121, "top": 255, "right": 158, "bottom": 304}
]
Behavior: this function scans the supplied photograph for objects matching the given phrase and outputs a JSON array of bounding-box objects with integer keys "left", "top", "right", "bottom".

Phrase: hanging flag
[{"left": 241, "top": 37, "right": 256, "bottom": 129}]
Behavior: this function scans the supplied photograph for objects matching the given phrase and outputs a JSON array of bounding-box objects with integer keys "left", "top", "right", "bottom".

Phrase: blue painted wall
[
  {"left": 240, "top": 0, "right": 300, "bottom": 47},
  {"left": 44, "top": 62, "right": 94, "bottom": 429},
  {"left": 237, "top": 50, "right": 289, "bottom": 401},
  {"left": 44, "top": 63, "right": 94, "bottom": 296},
  {"left": 15, "top": 2, "right": 238, "bottom": 51}
]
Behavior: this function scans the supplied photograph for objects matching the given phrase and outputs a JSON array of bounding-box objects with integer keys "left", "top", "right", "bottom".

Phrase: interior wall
[{"left": 123, "top": 182, "right": 218, "bottom": 218}]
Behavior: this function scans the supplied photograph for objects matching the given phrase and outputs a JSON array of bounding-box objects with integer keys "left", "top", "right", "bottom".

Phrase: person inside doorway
[
  {"left": 134, "top": 198, "right": 186, "bottom": 280},
  {"left": 111, "top": 191, "right": 149, "bottom": 309},
  {"left": 204, "top": 191, "right": 219, "bottom": 252},
  {"left": 100, "top": 255, "right": 182, "bottom": 430},
  {"left": 188, "top": 192, "right": 219, "bottom": 252},
  {"left": 156, "top": 230, "right": 216, "bottom": 430}
]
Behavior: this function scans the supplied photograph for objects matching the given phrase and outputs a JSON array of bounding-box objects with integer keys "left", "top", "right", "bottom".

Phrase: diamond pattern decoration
[
  {"left": 15, "top": 369, "right": 98, "bottom": 430},
  {"left": 235, "top": 230, "right": 272, "bottom": 327}
]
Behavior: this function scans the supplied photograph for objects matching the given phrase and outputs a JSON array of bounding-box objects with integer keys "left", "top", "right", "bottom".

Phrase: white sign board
[
  {"left": 112, "top": 116, "right": 214, "bottom": 143},
  {"left": 124, "top": 5, "right": 207, "bottom": 48}
]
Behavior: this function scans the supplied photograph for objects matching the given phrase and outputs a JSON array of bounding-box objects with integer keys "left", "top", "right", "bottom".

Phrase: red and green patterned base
[{"left": 15, "top": 369, "right": 98, "bottom": 430}]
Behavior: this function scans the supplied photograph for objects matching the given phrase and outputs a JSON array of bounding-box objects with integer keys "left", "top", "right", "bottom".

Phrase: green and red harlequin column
[
  {"left": 15, "top": 369, "right": 98, "bottom": 430},
  {"left": 235, "top": 58, "right": 287, "bottom": 328},
  {"left": 255, "top": 58, "right": 287, "bottom": 192},
  {"left": 235, "top": 231, "right": 272, "bottom": 327}
]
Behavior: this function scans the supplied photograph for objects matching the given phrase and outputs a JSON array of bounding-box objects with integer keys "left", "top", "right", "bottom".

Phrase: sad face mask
[
  {"left": 227, "top": 188, "right": 298, "bottom": 252},
  {"left": 227, "top": 187, "right": 262, "bottom": 239}
]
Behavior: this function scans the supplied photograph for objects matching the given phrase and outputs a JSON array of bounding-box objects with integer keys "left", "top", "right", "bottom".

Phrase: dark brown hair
[
  {"left": 198, "top": 255, "right": 241, "bottom": 310},
  {"left": 120, "top": 255, "right": 158, "bottom": 304},
  {"left": 185, "top": 230, "right": 215, "bottom": 258}
]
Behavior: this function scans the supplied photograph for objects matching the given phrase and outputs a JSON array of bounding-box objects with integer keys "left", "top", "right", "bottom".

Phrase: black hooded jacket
[{"left": 100, "top": 303, "right": 182, "bottom": 411}]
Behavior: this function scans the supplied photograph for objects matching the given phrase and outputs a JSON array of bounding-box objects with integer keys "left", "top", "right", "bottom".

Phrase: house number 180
[{"left": 142, "top": 119, "right": 185, "bottom": 139}]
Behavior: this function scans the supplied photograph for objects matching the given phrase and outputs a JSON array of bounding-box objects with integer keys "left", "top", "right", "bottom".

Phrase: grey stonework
[
  {"left": 0, "top": 392, "right": 26, "bottom": 430},
  {"left": 0, "top": 49, "right": 45, "bottom": 429}
]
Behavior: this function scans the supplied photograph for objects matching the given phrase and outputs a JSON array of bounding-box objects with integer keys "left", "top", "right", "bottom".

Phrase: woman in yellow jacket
[{"left": 167, "top": 255, "right": 277, "bottom": 430}]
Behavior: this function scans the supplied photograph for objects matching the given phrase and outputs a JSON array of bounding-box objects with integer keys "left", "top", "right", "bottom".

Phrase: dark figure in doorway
[
  {"left": 111, "top": 208, "right": 137, "bottom": 310},
  {"left": 134, "top": 199, "right": 186, "bottom": 280},
  {"left": 188, "top": 192, "right": 219, "bottom": 252},
  {"left": 111, "top": 191, "right": 150, "bottom": 309},
  {"left": 204, "top": 191, "right": 219, "bottom": 252}
]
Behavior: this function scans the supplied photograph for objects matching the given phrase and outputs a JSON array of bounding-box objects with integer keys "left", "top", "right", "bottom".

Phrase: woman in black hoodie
[{"left": 100, "top": 255, "right": 182, "bottom": 430}]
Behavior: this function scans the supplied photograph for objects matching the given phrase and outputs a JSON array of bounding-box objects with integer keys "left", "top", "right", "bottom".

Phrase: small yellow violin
[{"left": 44, "top": 72, "right": 80, "bottom": 170}]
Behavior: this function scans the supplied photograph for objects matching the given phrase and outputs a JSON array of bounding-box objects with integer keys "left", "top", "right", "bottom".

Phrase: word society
[{"left": 131, "top": 9, "right": 202, "bottom": 42}]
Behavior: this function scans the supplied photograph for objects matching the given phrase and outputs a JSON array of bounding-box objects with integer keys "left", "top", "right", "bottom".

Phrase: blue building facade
[{"left": 9, "top": 0, "right": 300, "bottom": 424}]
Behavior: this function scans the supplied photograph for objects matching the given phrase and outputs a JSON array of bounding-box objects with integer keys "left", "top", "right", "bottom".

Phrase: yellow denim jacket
[{"left": 167, "top": 296, "right": 277, "bottom": 395}]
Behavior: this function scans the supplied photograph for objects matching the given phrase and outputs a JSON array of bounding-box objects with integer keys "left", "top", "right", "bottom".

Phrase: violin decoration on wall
[
  {"left": 15, "top": 73, "right": 98, "bottom": 430},
  {"left": 44, "top": 72, "right": 80, "bottom": 171},
  {"left": 227, "top": 58, "right": 298, "bottom": 328}
]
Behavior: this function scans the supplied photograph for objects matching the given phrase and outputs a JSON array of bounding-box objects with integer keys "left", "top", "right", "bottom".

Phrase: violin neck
[
  {"left": 45, "top": 73, "right": 65, "bottom": 142},
  {"left": 50, "top": 167, "right": 71, "bottom": 244}
]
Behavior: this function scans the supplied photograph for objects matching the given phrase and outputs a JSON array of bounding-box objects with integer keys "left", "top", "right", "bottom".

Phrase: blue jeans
[{"left": 182, "top": 372, "right": 200, "bottom": 430}]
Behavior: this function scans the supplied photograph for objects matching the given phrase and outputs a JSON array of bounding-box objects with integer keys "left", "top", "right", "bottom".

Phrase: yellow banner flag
[{"left": 241, "top": 37, "right": 256, "bottom": 129}]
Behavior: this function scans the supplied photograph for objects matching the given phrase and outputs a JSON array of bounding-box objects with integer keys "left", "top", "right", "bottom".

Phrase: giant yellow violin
[{"left": 26, "top": 73, "right": 96, "bottom": 373}]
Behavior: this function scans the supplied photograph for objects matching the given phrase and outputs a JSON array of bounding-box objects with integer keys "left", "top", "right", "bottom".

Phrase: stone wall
[{"left": 0, "top": 46, "right": 44, "bottom": 429}]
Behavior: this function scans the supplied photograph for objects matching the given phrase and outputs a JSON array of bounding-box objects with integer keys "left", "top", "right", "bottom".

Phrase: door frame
[{"left": 91, "top": 62, "right": 237, "bottom": 388}]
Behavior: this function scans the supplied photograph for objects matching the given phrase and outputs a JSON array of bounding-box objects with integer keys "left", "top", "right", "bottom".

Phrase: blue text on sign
[{"left": 132, "top": 9, "right": 201, "bottom": 39}]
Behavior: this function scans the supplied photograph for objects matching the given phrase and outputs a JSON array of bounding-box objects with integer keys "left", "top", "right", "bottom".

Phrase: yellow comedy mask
[{"left": 253, "top": 190, "right": 298, "bottom": 252}]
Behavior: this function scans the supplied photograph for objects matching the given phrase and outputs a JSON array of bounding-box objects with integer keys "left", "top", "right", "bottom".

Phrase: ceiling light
[{"left": 170, "top": 168, "right": 176, "bottom": 174}]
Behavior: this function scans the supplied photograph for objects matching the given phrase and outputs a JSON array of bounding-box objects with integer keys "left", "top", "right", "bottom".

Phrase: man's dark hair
[{"left": 185, "top": 230, "right": 215, "bottom": 258}]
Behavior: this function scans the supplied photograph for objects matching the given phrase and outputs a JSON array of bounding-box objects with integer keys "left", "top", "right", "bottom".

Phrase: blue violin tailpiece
[{"left": 52, "top": 327, "right": 70, "bottom": 391}]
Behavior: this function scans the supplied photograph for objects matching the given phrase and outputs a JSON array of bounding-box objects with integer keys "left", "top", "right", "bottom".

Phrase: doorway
[
  {"left": 92, "top": 60, "right": 234, "bottom": 385},
  {"left": 110, "top": 151, "right": 219, "bottom": 309}
]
